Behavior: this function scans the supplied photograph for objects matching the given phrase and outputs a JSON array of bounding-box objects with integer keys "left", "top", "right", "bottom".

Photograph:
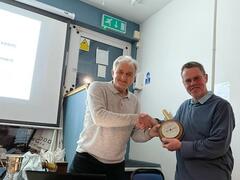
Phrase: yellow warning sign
[{"left": 80, "top": 37, "right": 90, "bottom": 52}]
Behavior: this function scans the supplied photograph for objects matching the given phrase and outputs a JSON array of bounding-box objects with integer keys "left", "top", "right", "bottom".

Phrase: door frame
[
  {"left": 64, "top": 25, "right": 132, "bottom": 95},
  {"left": 78, "top": 26, "right": 131, "bottom": 56}
]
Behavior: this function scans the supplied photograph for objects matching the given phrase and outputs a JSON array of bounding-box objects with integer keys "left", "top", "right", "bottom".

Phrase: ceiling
[{"left": 80, "top": 0, "right": 173, "bottom": 24}]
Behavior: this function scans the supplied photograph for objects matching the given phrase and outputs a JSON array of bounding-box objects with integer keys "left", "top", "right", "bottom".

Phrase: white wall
[
  {"left": 128, "top": 0, "right": 230, "bottom": 180},
  {"left": 215, "top": 0, "right": 240, "bottom": 179}
]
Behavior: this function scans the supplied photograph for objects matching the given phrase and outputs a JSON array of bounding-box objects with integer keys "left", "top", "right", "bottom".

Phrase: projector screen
[{"left": 0, "top": 1, "right": 68, "bottom": 127}]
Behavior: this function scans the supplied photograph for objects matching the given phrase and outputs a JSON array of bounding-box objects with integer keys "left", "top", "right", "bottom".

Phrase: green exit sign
[{"left": 101, "top": 14, "right": 127, "bottom": 34}]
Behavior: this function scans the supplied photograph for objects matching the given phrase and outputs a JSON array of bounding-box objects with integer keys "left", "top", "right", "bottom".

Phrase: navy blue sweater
[{"left": 174, "top": 94, "right": 235, "bottom": 180}]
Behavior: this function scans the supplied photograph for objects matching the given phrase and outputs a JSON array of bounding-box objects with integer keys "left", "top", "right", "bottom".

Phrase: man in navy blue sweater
[{"left": 162, "top": 61, "right": 235, "bottom": 180}]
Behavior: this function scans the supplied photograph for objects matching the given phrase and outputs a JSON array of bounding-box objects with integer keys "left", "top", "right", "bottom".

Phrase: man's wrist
[
  {"left": 154, "top": 118, "right": 163, "bottom": 124},
  {"left": 144, "top": 128, "right": 152, "bottom": 139},
  {"left": 148, "top": 128, "right": 156, "bottom": 139}
]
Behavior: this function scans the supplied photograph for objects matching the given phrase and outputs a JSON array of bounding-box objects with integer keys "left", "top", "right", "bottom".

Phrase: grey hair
[
  {"left": 112, "top": 55, "right": 138, "bottom": 73},
  {"left": 181, "top": 61, "right": 206, "bottom": 75}
]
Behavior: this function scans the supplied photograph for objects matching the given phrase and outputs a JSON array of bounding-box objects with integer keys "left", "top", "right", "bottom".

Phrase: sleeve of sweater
[
  {"left": 130, "top": 128, "right": 152, "bottom": 142},
  {"left": 87, "top": 82, "right": 138, "bottom": 127},
  {"left": 180, "top": 101, "right": 235, "bottom": 159}
]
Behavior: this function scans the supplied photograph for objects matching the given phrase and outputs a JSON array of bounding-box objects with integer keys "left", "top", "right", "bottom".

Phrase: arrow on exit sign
[{"left": 101, "top": 14, "right": 127, "bottom": 34}]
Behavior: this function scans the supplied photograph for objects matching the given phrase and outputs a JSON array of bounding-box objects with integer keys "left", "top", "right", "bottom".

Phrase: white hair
[{"left": 112, "top": 55, "right": 138, "bottom": 73}]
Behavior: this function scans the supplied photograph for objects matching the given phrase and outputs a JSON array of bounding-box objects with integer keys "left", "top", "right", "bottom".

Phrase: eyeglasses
[{"left": 183, "top": 75, "right": 205, "bottom": 85}]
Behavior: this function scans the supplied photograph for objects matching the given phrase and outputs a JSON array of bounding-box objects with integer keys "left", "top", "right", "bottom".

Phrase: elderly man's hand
[{"left": 135, "top": 113, "right": 158, "bottom": 129}]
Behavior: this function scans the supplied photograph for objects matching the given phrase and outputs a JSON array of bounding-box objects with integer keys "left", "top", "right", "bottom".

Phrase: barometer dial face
[{"left": 159, "top": 120, "right": 183, "bottom": 139}]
